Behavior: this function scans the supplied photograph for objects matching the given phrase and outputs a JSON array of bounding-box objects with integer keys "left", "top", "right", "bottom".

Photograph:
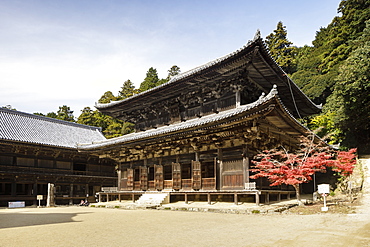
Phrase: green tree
[
  {"left": 46, "top": 112, "right": 57, "bottom": 119},
  {"left": 152, "top": 65, "right": 182, "bottom": 87},
  {"left": 326, "top": 20, "right": 370, "bottom": 153},
  {"left": 118, "top": 79, "right": 137, "bottom": 100},
  {"left": 56, "top": 105, "right": 75, "bottom": 122},
  {"left": 98, "top": 91, "right": 117, "bottom": 104},
  {"left": 265, "top": 21, "right": 296, "bottom": 74},
  {"left": 167, "top": 65, "right": 181, "bottom": 80},
  {"left": 291, "top": 0, "right": 370, "bottom": 103},
  {"left": 308, "top": 112, "right": 342, "bottom": 145},
  {"left": 77, "top": 107, "right": 135, "bottom": 139},
  {"left": 139, "top": 67, "right": 159, "bottom": 92},
  {"left": 77, "top": 107, "right": 96, "bottom": 126},
  {"left": 122, "top": 121, "right": 135, "bottom": 135},
  {"left": 33, "top": 112, "right": 45, "bottom": 116}
]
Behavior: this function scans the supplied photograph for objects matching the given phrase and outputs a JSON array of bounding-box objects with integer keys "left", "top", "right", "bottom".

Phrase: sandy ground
[{"left": 0, "top": 158, "right": 369, "bottom": 247}]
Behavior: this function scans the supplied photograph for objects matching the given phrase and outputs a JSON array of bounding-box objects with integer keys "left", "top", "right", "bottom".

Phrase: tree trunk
[{"left": 293, "top": 184, "right": 303, "bottom": 206}]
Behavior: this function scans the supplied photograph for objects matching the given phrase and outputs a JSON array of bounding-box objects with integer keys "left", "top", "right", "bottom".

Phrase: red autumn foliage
[
  {"left": 250, "top": 136, "right": 357, "bottom": 204},
  {"left": 250, "top": 148, "right": 331, "bottom": 187},
  {"left": 330, "top": 148, "right": 357, "bottom": 177}
]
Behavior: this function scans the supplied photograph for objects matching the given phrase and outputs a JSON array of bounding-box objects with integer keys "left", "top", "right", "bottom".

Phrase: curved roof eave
[
  {"left": 95, "top": 32, "right": 263, "bottom": 110},
  {"left": 79, "top": 85, "right": 311, "bottom": 151},
  {"left": 95, "top": 32, "right": 321, "bottom": 118}
]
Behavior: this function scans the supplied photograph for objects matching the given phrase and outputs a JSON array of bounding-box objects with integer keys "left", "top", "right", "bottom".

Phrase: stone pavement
[{"left": 91, "top": 195, "right": 306, "bottom": 214}]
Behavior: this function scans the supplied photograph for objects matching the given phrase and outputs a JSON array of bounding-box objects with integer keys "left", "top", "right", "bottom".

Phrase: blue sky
[{"left": 0, "top": 0, "right": 340, "bottom": 116}]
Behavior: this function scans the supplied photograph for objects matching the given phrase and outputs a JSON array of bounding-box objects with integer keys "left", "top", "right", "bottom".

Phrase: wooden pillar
[
  {"left": 207, "top": 193, "right": 211, "bottom": 205},
  {"left": 117, "top": 170, "right": 122, "bottom": 191},
  {"left": 118, "top": 194, "right": 121, "bottom": 202},
  {"left": 132, "top": 193, "right": 135, "bottom": 202},
  {"left": 106, "top": 193, "right": 109, "bottom": 202},
  {"left": 195, "top": 152, "right": 200, "bottom": 162},
  {"left": 243, "top": 145, "right": 249, "bottom": 187},
  {"left": 266, "top": 193, "right": 270, "bottom": 205},
  {"left": 234, "top": 193, "right": 238, "bottom": 205},
  {"left": 33, "top": 182, "right": 38, "bottom": 206},
  {"left": 69, "top": 184, "right": 73, "bottom": 205},
  {"left": 255, "top": 192, "right": 260, "bottom": 206},
  {"left": 98, "top": 193, "right": 101, "bottom": 203},
  {"left": 287, "top": 192, "right": 291, "bottom": 200},
  {"left": 185, "top": 193, "right": 188, "bottom": 204},
  {"left": 217, "top": 148, "right": 223, "bottom": 190},
  {"left": 278, "top": 193, "right": 281, "bottom": 202}
]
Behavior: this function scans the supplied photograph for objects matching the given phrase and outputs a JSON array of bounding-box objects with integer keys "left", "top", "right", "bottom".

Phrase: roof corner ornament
[
  {"left": 257, "top": 92, "right": 266, "bottom": 104},
  {"left": 253, "top": 29, "right": 261, "bottom": 41},
  {"left": 271, "top": 84, "right": 278, "bottom": 96}
]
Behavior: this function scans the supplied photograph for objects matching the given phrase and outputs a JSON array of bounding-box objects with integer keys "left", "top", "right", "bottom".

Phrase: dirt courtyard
[
  {"left": 0, "top": 204, "right": 369, "bottom": 247},
  {"left": 1, "top": 158, "right": 370, "bottom": 247}
]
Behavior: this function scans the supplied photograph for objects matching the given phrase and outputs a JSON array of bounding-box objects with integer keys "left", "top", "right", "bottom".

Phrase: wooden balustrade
[
  {"left": 164, "top": 180, "right": 173, "bottom": 189},
  {"left": 148, "top": 181, "right": 155, "bottom": 190},
  {"left": 182, "top": 179, "right": 192, "bottom": 190},
  {"left": 133, "top": 181, "right": 141, "bottom": 190},
  {"left": 202, "top": 178, "right": 216, "bottom": 190}
]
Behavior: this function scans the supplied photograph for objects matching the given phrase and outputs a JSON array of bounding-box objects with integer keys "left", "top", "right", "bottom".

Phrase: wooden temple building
[
  {"left": 78, "top": 33, "right": 322, "bottom": 205},
  {"left": 0, "top": 108, "right": 116, "bottom": 206}
]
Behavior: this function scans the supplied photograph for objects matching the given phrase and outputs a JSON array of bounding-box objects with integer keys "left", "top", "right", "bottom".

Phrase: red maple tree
[{"left": 250, "top": 136, "right": 357, "bottom": 205}]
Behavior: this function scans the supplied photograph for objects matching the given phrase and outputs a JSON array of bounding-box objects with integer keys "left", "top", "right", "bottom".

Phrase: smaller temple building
[{"left": 0, "top": 108, "right": 117, "bottom": 206}]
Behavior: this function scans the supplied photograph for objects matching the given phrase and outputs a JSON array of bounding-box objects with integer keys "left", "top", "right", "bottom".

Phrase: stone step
[{"left": 135, "top": 193, "right": 169, "bottom": 207}]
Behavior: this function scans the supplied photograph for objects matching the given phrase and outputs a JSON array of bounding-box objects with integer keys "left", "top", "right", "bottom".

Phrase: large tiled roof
[
  {"left": 96, "top": 31, "right": 321, "bottom": 118},
  {"left": 95, "top": 32, "right": 263, "bottom": 110},
  {"left": 0, "top": 108, "right": 106, "bottom": 149},
  {"left": 79, "top": 85, "right": 310, "bottom": 151}
]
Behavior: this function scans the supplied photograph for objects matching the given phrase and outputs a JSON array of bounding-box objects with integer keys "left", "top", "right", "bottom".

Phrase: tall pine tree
[
  {"left": 265, "top": 21, "right": 296, "bottom": 74},
  {"left": 118, "top": 79, "right": 136, "bottom": 100},
  {"left": 139, "top": 67, "right": 159, "bottom": 92}
]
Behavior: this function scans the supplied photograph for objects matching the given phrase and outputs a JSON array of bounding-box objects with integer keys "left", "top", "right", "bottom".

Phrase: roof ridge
[
  {"left": 96, "top": 32, "right": 264, "bottom": 109},
  {"left": 0, "top": 107, "right": 102, "bottom": 131}
]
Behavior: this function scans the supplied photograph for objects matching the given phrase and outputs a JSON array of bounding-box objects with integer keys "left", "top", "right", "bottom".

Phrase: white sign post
[
  {"left": 318, "top": 184, "right": 330, "bottom": 211},
  {"left": 37, "top": 195, "right": 43, "bottom": 208}
]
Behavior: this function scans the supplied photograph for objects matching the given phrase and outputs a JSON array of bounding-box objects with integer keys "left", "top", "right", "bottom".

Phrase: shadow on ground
[{"left": 0, "top": 211, "right": 89, "bottom": 229}]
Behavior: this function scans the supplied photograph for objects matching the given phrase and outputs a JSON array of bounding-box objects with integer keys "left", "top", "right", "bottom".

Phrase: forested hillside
[{"left": 266, "top": 0, "right": 370, "bottom": 154}]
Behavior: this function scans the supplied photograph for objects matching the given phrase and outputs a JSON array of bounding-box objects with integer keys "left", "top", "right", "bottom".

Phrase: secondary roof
[{"left": 0, "top": 108, "right": 106, "bottom": 149}]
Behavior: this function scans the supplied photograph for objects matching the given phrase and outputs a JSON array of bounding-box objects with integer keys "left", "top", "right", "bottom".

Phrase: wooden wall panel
[{"left": 172, "top": 162, "right": 181, "bottom": 190}]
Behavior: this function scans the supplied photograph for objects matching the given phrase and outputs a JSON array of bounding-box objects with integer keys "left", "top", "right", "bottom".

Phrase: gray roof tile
[{"left": 0, "top": 108, "right": 106, "bottom": 149}]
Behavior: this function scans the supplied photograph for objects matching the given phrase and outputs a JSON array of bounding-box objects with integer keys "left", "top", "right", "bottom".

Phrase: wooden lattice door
[
  {"left": 172, "top": 162, "right": 181, "bottom": 190},
  {"left": 140, "top": 166, "right": 148, "bottom": 191},
  {"left": 154, "top": 164, "right": 164, "bottom": 190},
  {"left": 192, "top": 161, "right": 201, "bottom": 190},
  {"left": 221, "top": 160, "right": 244, "bottom": 190},
  {"left": 127, "top": 168, "right": 134, "bottom": 190}
]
